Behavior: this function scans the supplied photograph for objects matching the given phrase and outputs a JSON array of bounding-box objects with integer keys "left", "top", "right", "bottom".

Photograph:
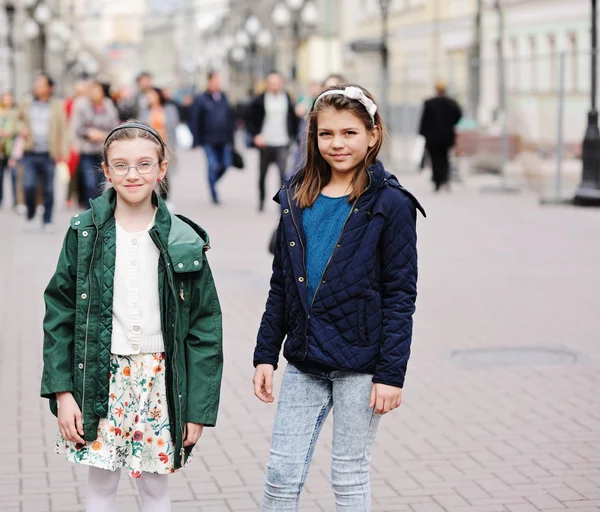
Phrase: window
[
  {"left": 529, "top": 35, "right": 537, "bottom": 92},
  {"left": 548, "top": 34, "right": 557, "bottom": 91},
  {"left": 509, "top": 37, "right": 519, "bottom": 92},
  {"left": 567, "top": 32, "right": 578, "bottom": 91}
]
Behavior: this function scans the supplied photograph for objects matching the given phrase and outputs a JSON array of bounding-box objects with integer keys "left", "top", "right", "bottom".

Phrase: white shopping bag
[
  {"left": 175, "top": 123, "right": 193, "bottom": 150},
  {"left": 411, "top": 135, "right": 426, "bottom": 167}
]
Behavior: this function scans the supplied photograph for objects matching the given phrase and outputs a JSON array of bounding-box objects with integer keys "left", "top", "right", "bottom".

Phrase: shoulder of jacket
[
  {"left": 168, "top": 214, "right": 210, "bottom": 273},
  {"left": 69, "top": 209, "right": 94, "bottom": 229},
  {"left": 381, "top": 175, "right": 426, "bottom": 218},
  {"left": 169, "top": 214, "right": 210, "bottom": 251}
]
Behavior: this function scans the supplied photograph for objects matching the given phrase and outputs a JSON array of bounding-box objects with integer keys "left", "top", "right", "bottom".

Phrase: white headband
[{"left": 315, "top": 86, "right": 378, "bottom": 122}]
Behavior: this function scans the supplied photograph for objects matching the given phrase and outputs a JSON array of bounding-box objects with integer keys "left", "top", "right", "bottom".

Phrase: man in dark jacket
[
  {"left": 245, "top": 71, "right": 298, "bottom": 212},
  {"left": 190, "top": 72, "right": 235, "bottom": 204},
  {"left": 418, "top": 82, "right": 462, "bottom": 192}
]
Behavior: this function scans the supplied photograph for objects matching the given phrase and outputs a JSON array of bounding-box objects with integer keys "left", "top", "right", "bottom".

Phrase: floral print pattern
[{"left": 55, "top": 352, "right": 191, "bottom": 478}]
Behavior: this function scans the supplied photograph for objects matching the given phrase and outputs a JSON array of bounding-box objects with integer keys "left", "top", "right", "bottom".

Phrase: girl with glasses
[{"left": 41, "top": 121, "right": 223, "bottom": 511}]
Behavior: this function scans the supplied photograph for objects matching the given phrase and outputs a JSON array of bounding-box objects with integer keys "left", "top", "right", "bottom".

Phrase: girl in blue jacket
[{"left": 253, "top": 84, "right": 425, "bottom": 510}]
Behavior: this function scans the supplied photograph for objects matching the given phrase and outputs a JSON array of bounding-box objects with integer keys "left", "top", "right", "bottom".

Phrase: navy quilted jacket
[{"left": 254, "top": 161, "right": 425, "bottom": 388}]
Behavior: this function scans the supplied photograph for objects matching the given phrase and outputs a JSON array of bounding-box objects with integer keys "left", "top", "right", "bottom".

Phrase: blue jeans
[
  {"left": 263, "top": 364, "right": 381, "bottom": 511},
  {"left": 79, "top": 153, "right": 105, "bottom": 205},
  {"left": 0, "top": 158, "right": 18, "bottom": 207},
  {"left": 22, "top": 152, "right": 55, "bottom": 224},
  {"left": 204, "top": 143, "right": 232, "bottom": 203}
]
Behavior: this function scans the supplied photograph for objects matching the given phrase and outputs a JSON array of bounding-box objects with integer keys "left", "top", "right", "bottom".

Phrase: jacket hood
[{"left": 81, "top": 188, "right": 209, "bottom": 273}]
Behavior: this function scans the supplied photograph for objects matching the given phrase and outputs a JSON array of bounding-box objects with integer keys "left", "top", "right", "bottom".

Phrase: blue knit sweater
[{"left": 303, "top": 194, "right": 352, "bottom": 305}]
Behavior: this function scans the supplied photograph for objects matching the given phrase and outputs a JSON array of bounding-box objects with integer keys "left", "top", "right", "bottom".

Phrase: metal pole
[
  {"left": 291, "top": 18, "right": 299, "bottom": 82},
  {"left": 249, "top": 41, "right": 256, "bottom": 94},
  {"left": 555, "top": 52, "right": 566, "bottom": 200},
  {"left": 495, "top": 0, "right": 506, "bottom": 115},
  {"left": 379, "top": 0, "right": 390, "bottom": 162},
  {"left": 469, "top": 0, "right": 482, "bottom": 118},
  {"left": 574, "top": 0, "right": 600, "bottom": 205},
  {"left": 481, "top": 42, "right": 519, "bottom": 193}
]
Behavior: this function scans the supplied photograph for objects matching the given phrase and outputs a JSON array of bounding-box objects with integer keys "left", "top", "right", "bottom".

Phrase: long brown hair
[{"left": 293, "top": 84, "right": 385, "bottom": 209}]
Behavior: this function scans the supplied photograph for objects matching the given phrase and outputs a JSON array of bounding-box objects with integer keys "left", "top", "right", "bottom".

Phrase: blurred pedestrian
[
  {"left": 0, "top": 91, "right": 20, "bottom": 210},
  {"left": 17, "top": 73, "right": 68, "bottom": 231},
  {"left": 118, "top": 72, "right": 153, "bottom": 120},
  {"left": 71, "top": 79, "right": 119, "bottom": 204},
  {"left": 289, "top": 81, "right": 321, "bottom": 176},
  {"left": 64, "top": 78, "right": 89, "bottom": 208},
  {"left": 321, "top": 73, "right": 346, "bottom": 89},
  {"left": 418, "top": 81, "right": 462, "bottom": 192},
  {"left": 253, "top": 84, "right": 425, "bottom": 510},
  {"left": 42, "top": 121, "right": 223, "bottom": 511},
  {"left": 140, "top": 87, "right": 180, "bottom": 206},
  {"left": 245, "top": 71, "right": 298, "bottom": 212},
  {"left": 134, "top": 71, "right": 153, "bottom": 118},
  {"left": 190, "top": 72, "right": 235, "bottom": 205},
  {"left": 116, "top": 85, "right": 135, "bottom": 122}
]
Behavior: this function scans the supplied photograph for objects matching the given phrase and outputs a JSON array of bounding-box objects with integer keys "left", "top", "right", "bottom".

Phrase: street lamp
[
  {"left": 379, "top": 0, "right": 390, "bottom": 125},
  {"left": 272, "top": 0, "right": 318, "bottom": 82},
  {"left": 574, "top": 0, "right": 600, "bottom": 205},
  {"left": 235, "top": 14, "right": 272, "bottom": 94}
]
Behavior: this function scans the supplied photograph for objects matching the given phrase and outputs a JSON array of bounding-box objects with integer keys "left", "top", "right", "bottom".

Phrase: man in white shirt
[{"left": 246, "top": 71, "right": 298, "bottom": 212}]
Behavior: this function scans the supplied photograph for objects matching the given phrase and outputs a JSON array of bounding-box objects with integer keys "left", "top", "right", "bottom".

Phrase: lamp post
[
  {"left": 272, "top": 0, "right": 318, "bottom": 84},
  {"left": 574, "top": 0, "right": 600, "bottom": 205},
  {"left": 232, "top": 14, "right": 272, "bottom": 94},
  {"left": 379, "top": 0, "right": 390, "bottom": 127}
]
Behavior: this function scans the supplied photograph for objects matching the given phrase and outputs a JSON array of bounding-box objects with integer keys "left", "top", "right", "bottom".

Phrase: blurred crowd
[
  {"left": 0, "top": 69, "right": 352, "bottom": 227},
  {"left": 0, "top": 68, "right": 460, "bottom": 230}
]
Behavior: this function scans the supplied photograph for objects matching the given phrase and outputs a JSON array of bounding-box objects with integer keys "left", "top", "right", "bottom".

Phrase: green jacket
[{"left": 41, "top": 188, "right": 223, "bottom": 469}]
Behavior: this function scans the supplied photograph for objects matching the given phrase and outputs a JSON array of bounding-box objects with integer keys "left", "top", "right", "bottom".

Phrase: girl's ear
[
  {"left": 368, "top": 125, "right": 380, "bottom": 148},
  {"left": 158, "top": 160, "right": 168, "bottom": 181},
  {"left": 101, "top": 163, "right": 111, "bottom": 182}
]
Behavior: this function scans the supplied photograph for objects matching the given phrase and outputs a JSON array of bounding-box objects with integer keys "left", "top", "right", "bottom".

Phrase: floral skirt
[{"left": 55, "top": 352, "right": 191, "bottom": 478}]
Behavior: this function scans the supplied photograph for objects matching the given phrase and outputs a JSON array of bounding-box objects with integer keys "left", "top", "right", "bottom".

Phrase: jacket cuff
[
  {"left": 371, "top": 376, "right": 405, "bottom": 389},
  {"left": 253, "top": 358, "right": 279, "bottom": 371},
  {"left": 186, "top": 410, "right": 218, "bottom": 428},
  {"left": 40, "top": 379, "right": 74, "bottom": 399},
  {"left": 372, "top": 365, "right": 406, "bottom": 389}
]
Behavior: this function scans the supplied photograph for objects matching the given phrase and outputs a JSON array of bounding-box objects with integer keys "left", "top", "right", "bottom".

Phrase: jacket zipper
[
  {"left": 286, "top": 187, "right": 313, "bottom": 357},
  {"left": 81, "top": 210, "right": 100, "bottom": 432},
  {"left": 310, "top": 170, "right": 373, "bottom": 306},
  {"left": 161, "top": 249, "right": 186, "bottom": 465},
  {"left": 286, "top": 187, "right": 309, "bottom": 287}
]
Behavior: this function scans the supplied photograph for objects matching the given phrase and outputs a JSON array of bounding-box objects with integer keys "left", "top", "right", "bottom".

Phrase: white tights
[{"left": 86, "top": 466, "right": 171, "bottom": 512}]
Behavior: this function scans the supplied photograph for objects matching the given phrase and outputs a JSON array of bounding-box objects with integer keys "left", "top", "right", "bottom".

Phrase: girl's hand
[
  {"left": 56, "top": 392, "right": 85, "bottom": 443},
  {"left": 183, "top": 422, "right": 204, "bottom": 447},
  {"left": 253, "top": 364, "right": 275, "bottom": 403},
  {"left": 369, "top": 383, "right": 402, "bottom": 415}
]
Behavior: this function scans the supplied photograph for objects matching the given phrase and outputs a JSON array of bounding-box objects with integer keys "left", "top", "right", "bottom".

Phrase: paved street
[{"left": 1, "top": 147, "right": 599, "bottom": 512}]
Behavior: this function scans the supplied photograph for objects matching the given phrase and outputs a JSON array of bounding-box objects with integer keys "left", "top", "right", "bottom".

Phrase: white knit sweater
[{"left": 111, "top": 216, "right": 164, "bottom": 355}]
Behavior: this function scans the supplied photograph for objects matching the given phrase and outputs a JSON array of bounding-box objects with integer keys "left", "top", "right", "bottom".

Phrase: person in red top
[{"left": 64, "top": 79, "right": 89, "bottom": 207}]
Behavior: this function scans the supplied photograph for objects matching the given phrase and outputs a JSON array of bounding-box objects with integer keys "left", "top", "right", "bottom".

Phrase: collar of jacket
[{"left": 73, "top": 188, "right": 209, "bottom": 273}]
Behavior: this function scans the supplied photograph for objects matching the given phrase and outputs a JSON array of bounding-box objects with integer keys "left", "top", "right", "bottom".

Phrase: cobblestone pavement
[{"left": 1, "top": 147, "right": 599, "bottom": 512}]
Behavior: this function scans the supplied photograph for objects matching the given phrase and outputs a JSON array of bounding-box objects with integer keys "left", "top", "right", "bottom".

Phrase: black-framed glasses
[{"left": 108, "top": 161, "right": 158, "bottom": 175}]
